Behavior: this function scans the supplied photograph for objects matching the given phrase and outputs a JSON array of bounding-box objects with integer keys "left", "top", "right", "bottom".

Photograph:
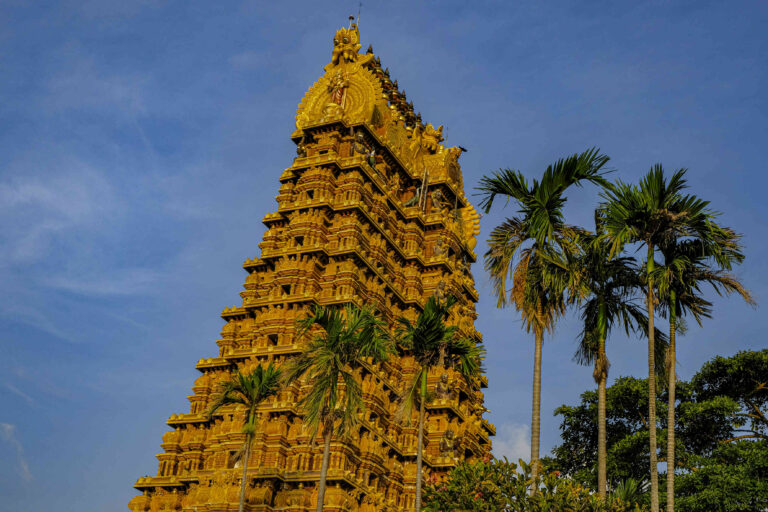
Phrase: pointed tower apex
[{"left": 331, "top": 23, "right": 373, "bottom": 67}]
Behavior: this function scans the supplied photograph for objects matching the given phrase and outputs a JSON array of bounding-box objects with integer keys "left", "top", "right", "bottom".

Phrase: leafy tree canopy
[{"left": 546, "top": 350, "right": 768, "bottom": 511}]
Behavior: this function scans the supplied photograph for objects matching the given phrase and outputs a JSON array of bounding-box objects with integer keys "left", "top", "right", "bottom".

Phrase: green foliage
[
  {"left": 691, "top": 350, "right": 768, "bottom": 441},
  {"left": 285, "top": 303, "right": 392, "bottom": 436},
  {"left": 599, "top": 166, "right": 715, "bottom": 256},
  {"left": 397, "top": 295, "right": 485, "bottom": 511},
  {"left": 675, "top": 440, "right": 768, "bottom": 512},
  {"left": 208, "top": 362, "right": 283, "bottom": 435},
  {"left": 478, "top": 148, "right": 610, "bottom": 328},
  {"left": 477, "top": 148, "right": 610, "bottom": 247},
  {"left": 610, "top": 478, "right": 646, "bottom": 507},
  {"left": 543, "top": 223, "right": 650, "bottom": 367},
  {"left": 550, "top": 376, "right": 656, "bottom": 487},
  {"left": 397, "top": 295, "right": 485, "bottom": 418},
  {"left": 548, "top": 350, "right": 768, "bottom": 510},
  {"left": 423, "top": 458, "right": 645, "bottom": 512},
  {"left": 207, "top": 362, "right": 284, "bottom": 512}
]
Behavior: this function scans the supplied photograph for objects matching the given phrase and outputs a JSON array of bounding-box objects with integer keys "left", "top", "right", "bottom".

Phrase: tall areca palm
[
  {"left": 208, "top": 363, "right": 283, "bottom": 512},
  {"left": 285, "top": 304, "right": 392, "bottom": 512},
  {"left": 601, "top": 165, "right": 720, "bottom": 512},
  {"left": 546, "top": 222, "right": 651, "bottom": 498},
  {"left": 478, "top": 148, "right": 610, "bottom": 484},
  {"left": 653, "top": 233, "right": 753, "bottom": 512},
  {"left": 397, "top": 295, "right": 485, "bottom": 512}
]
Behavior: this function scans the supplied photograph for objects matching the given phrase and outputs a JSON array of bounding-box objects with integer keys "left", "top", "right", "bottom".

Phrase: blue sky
[{"left": 1, "top": 1, "right": 766, "bottom": 510}]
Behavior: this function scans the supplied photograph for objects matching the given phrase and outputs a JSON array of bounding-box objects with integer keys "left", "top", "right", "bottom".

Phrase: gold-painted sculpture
[{"left": 129, "top": 23, "right": 494, "bottom": 512}]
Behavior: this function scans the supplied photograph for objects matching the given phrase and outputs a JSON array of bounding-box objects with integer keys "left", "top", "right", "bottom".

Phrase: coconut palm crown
[
  {"left": 544, "top": 218, "right": 666, "bottom": 497},
  {"left": 397, "top": 295, "right": 485, "bottom": 512},
  {"left": 284, "top": 303, "right": 392, "bottom": 512},
  {"left": 599, "top": 165, "right": 726, "bottom": 512},
  {"left": 207, "top": 363, "right": 283, "bottom": 512},
  {"left": 477, "top": 148, "right": 610, "bottom": 487}
]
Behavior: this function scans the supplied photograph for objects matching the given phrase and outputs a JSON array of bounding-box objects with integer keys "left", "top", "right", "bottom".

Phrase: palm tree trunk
[
  {"left": 597, "top": 368, "right": 607, "bottom": 497},
  {"left": 666, "top": 292, "right": 677, "bottom": 512},
  {"left": 530, "top": 328, "right": 543, "bottom": 495},
  {"left": 597, "top": 300, "right": 608, "bottom": 499},
  {"left": 316, "top": 423, "right": 332, "bottom": 512},
  {"left": 238, "top": 434, "right": 252, "bottom": 512},
  {"left": 646, "top": 245, "right": 660, "bottom": 512},
  {"left": 415, "top": 372, "right": 427, "bottom": 512}
]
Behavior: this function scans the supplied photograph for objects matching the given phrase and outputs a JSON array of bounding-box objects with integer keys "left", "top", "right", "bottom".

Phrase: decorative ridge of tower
[{"left": 128, "top": 23, "right": 494, "bottom": 512}]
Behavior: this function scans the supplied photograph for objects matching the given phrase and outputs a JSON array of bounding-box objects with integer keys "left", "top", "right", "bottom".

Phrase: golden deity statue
[{"left": 128, "top": 23, "right": 494, "bottom": 512}]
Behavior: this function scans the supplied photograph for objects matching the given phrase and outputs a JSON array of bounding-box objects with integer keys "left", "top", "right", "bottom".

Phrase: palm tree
[
  {"left": 601, "top": 165, "right": 720, "bottom": 512},
  {"left": 611, "top": 477, "right": 648, "bottom": 511},
  {"left": 546, "top": 220, "right": 651, "bottom": 498},
  {"left": 397, "top": 295, "right": 485, "bottom": 512},
  {"left": 285, "top": 304, "right": 392, "bottom": 512},
  {"left": 208, "top": 363, "right": 283, "bottom": 512},
  {"left": 653, "top": 232, "right": 754, "bottom": 512},
  {"left": 477, "top": 148, "right": 610, "bottom": 485}
]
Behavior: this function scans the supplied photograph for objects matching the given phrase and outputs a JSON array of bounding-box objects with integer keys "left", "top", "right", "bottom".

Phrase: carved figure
[
  {"left": 331, "top": 24, "right": 373, "bottom": 66},
  {"left": 421, "top": 123, "right": 444, "bottom": 153},
  {"left": 439, "top": 429, "right": 456, "bottom": 457},
  {"left": 352, "top": 130, "right": 368, "bottom": 155},
  {"left": 435, "top": 373, "right": 454, "bottom": 401},
  {"left": 288, "top": 416, "right": 303, "bottom": 439},
  {"left": 323, "top": 71, "right": 350, "bottom": 121},
  {"left": 433, "top": 280, "right": 446, "bottom": 300},
  {"left": 403, "top": 187, "right": 420, "bottom": 208},
  {"left": 446, "top": 146, "right": 465, "bottom": 162},
  {"left": 389, "top": 173, "right": 401, "bottom": 194},
  {"left": 430, "top": 188, "right": 447, "bottom": 212},
  {"left": 408, "top": 124, "right": 423, "bottom": 158}
]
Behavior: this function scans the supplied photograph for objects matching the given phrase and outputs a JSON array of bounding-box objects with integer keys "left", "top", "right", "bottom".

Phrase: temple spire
[{"left": 129, "top": 22, "right": 492, "bottom": 512}]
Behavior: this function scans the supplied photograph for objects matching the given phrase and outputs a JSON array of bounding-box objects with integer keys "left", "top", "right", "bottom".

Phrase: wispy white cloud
[
  {"left": 492, "top": 422, "right": 531, "bottom": 464},
  {"left": 4, "top": 384, "right": 36, "bottom": 407},
  {"left": 0, "top": 295, "right": 79, "bottom": 343},
  {"left": 0, "top": 164, "right": 119, "bottom": 264},
  {"left": 0, "top": 423, "right": 32, "bottom": 482},
  {"left": 46, "top": 267, "right": 161, "bottom": 296}
]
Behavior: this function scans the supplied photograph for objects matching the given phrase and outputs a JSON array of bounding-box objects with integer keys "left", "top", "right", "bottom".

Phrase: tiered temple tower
[{"left": 128, "top": 24, "right": 494, "bottom": 512}]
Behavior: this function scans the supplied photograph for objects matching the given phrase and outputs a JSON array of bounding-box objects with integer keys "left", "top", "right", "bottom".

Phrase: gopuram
[{"left": 128, "top": 23, "right": 494, "bottom": 512}]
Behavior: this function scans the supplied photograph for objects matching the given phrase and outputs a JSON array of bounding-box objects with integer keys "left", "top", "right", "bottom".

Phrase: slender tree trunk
[
  {"left": 646, "top": 245, "right": 660, "bottom": 512},
  {"left": 597, "top": 368, "right": 607, "bottom": 497},
  {"left": 666, "top": 292, "right": 677, "bottom": 512},
  {"left": 597, "top": 300, "right": 608, "bottom": 498},
  {"left": 530, "top": 328, "right": 543, "bottom": 495},
  {"left": 238, "top": 434, "right": 252, "bottom": 512},
  {"left": 316, "top": 423, "right": 332, "bottom": 512},
  {"left": 415, "top": 372, "right": 427, "bottom": 512}
]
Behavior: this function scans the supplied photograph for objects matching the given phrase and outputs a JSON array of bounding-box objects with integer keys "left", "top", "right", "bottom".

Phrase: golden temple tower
[{"left": 128, "top": 23, "right": 494, "bottom": 512}]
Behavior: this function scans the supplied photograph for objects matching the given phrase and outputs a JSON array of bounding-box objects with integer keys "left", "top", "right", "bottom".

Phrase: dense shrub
[{"left": 423, "top": 458, "right": 644, "bottom": 512}]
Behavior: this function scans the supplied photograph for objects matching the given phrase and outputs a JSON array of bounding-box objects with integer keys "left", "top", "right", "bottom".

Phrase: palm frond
[
  {"left": 288, "top": 304, "right": 393, "bottom": 439},
  {"left": 207, "top": 363, "right": 283, "bottom": 434}
]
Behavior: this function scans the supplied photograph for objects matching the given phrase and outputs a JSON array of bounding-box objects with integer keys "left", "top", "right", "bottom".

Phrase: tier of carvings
[{"left": 129, "top": 23, "right": 493, "bottom": 512}]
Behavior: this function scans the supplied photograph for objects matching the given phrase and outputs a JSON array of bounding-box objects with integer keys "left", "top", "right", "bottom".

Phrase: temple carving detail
[{"left": 128, "top": 23, "right": 494, "bottom": 512}]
